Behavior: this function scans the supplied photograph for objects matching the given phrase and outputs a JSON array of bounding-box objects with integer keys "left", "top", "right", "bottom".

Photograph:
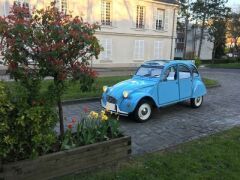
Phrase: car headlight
[
  {"left": 123, "top": 91, "right": 129, "bottom": 98},
  {"left": 103, "top": 86, "right": 108, "bottom": 92}
]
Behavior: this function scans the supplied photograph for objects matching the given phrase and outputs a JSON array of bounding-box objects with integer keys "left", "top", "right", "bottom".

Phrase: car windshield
[{"left": 135, "top": 65, "right": 163, "bottom": 77}]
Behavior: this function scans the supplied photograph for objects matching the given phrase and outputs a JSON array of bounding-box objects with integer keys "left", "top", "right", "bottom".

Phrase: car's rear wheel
[
  {"left": 133, "top": 100, "right": 152, "bottom": 122},
  {"left": 191, "top": 96, "right": 203, "bottom": 108}
]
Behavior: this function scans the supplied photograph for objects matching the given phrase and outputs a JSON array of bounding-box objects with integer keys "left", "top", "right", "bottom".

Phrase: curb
[
  {"left": 62, "top": 84, "right": 221, "bottom": 105},
  {"left": 206, "top": 84, "right": 221, "bottom": 89},
  {"left": 62, "top": 97, "right": 100, "bottom": 105}
]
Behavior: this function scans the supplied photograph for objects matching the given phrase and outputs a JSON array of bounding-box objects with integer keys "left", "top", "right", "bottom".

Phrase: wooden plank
[
  {"left": 3, "top": 136, "right": 130, "bottom": 169},
  {"left": 3, "top": 138, "right": 130, "bottom": 173},
  {"left": 1, "top": 136, "right": 131, "bottom": 180}
]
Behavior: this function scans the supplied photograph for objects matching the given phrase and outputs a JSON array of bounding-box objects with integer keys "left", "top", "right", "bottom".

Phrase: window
[
  {"left": 56, "top": 0, "right": 68, "bottom": 13},
  {"left": 100, "top": 39, "right": 112, "bottom": 60},
  {"left": 136, "top": 5, "right": 145, "bottom": 29},
  {"left": 163, "top": 66, "right": 177, "bottom": 81},
  {"left": 101, "top": 0, "right": 112, "bottom": 26},
  {"left": 191, "top": 65, "right": 199, "bottom": 77},
  {"left": 134, "top": 40, "right": 144, "bottom": 59},
  {"left": 179, "top": 65, "right": 191, "bottom": 79},
  {"left": 155, "top": 9, "right": 164, "bottom": 30},
  {"left": 136, "top": 66, "right": 163, "bottom": 77},
  {"left": 154, "top": 41, "right": 163, "bottom": 59}
]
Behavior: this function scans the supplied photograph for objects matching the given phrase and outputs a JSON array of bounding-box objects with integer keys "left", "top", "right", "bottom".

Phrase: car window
[
  {"left": 191, "top": 65, "right": 199, "bottom": 77},
  {"left": 136, "top": 66, "right": 163, "bottom": 77},
  {"left": 163, "top": 66, "right": 177, "bottom": 81},
  {"left": 179, "top": 65, "right": 191, "bottom": 79}
]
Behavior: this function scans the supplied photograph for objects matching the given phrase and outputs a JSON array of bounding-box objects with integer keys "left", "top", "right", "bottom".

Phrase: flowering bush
[
  {"left": 0, "top": 2, "right": 101, "bottom": 136},
  {"left": 0, "top": 82, "right": 57, "bottom": 162},
  {"left": 61, "top": 111, "right": 121, "bottom": 150}
]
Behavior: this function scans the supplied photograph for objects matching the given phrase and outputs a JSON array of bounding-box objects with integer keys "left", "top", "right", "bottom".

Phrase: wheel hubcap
[
  {"left": 138, "top": 103, "right": 151, "bottom": 121},
  {"left": 195, "top": 96, "right": 202, "bottom": 106}
]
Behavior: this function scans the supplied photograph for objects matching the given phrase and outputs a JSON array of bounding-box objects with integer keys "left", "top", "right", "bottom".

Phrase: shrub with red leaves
[{"left": 0, "top": 2, "right": 101, "bottom": 136}]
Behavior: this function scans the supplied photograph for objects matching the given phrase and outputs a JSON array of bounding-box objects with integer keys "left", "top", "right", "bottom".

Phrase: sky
[{"left": 227, "top": 0, "right": 240, "bottom": 11}]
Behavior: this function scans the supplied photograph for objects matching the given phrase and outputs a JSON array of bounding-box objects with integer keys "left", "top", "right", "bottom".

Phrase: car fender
[
  {"left": 192, "top": 79, "right": 207, "bottom": 98},
  {"left": 119, "top": 92, "right": 157, "bottom": 113}
]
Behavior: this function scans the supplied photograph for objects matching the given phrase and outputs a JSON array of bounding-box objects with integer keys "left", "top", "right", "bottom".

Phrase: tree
[
  {"left": 0, "top": 2, "right": 101, "bottom": 136},
  {"left": 191, "top": 0, "right": 229, "bottom": 58},
  {"left": 207, "top": 5, "right": 230, "bottom": 60},
  {"left": 208, "top": 18, "right": 227, "bottom": 60},
  {"left": 178, "top": 0, "right": 191, "bottom": 59},
  {"left": 228, "top": 11, "right": 240, "bottom": 57}
]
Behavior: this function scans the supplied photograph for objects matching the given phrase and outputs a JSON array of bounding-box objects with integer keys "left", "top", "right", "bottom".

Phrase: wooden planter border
[{"left": 0, "top": 136, "right": 131, "bottom": 180}]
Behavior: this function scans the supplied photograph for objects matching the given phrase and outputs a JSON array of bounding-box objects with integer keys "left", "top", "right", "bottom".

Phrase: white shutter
[
  {"left": 152, "top": 8, "right": 157, "bottom": 30},
  {"left": 154, "top": 41, "right": 163, "bottom": 59},
  {"left": 164, "top": 9, "right": 169, "bottom": 31},
  {"left": 140, "top": 40, "right": 144, "bottom": 59},
  {"left": 100, "top": 39, "right": 112, "bottom": 60},
  {"left": 106, "top": 39, "right": 112, "bottom": 59},
  {"left": 134, "top": 40, "right": 144, "bottom": 59}
]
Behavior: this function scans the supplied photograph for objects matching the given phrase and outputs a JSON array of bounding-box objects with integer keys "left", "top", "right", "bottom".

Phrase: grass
[
  {"left": 6, "top": 76, "right": 218, "bottom": 101},
  {"left": 59, "top": 126, "right": 240, "bottom": 180},
  {"left": 207, "top": 63, "right": 240, "bottom": 69}
]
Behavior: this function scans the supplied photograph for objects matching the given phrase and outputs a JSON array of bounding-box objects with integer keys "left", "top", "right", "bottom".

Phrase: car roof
[{"left": 143, "top": 60, "right": 195, "bottom": 68}]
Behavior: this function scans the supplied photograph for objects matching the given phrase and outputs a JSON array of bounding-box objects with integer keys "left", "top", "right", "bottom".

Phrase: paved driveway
[{"left": 63, "top": 68, "right": 240, "bottom": 155}]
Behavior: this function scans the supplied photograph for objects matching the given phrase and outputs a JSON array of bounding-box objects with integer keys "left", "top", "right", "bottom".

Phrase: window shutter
[
  {"left": 134, "top": 40, "right": 138, "bottom": 59},
  {"left": 164, "top": 9, "right": 169, "bottom": 31},
  {"left": 140, "top": 40, "right": 144, "bottom": 59},
  {"left": 154, "top": 41, "right": 163, "bottom": 59},
  {"left": 152, "top": 8, "right": 157, "bottom": 30},
  {"left": 106, "top": 39, "right": 112, "bottom": 59}
]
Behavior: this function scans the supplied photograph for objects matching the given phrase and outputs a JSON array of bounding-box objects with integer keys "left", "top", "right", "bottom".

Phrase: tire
[
  {"left": 133, "top": 100, "right": 153, "bottom": 122},
  {"left": 191, "top": 96, "right": 203, "bottom": 108}
]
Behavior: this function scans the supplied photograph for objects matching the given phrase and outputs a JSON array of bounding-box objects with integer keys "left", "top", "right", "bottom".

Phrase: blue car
[{"left": 101, "top": 60, "right": 207, "bottom": 122}]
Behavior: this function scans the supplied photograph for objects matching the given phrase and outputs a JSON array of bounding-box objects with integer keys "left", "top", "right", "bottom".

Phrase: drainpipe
[{"left": 170, "top": 8, "right": 176, "bottom": 60}]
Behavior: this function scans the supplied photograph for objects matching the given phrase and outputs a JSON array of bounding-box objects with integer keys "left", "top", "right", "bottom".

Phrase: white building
[
  {"left": 175, "top": 24, "right": 214, "bottom": 60},
  {"left": 0, "top": 0, "right": 179, "bottom": 67}
]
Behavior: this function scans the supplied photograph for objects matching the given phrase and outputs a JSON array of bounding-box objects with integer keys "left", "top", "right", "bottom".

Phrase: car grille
[{"left": 107, "top": 95, "right": 117, "bottom": 104}]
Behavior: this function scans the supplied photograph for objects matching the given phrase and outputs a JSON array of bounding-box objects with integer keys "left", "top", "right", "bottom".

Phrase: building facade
[
  {"left": 175, "top": 24, "right": 214, "bottom": 60},
  {"left": 0, "top": 0, "right": 178, "bottom": 67}
]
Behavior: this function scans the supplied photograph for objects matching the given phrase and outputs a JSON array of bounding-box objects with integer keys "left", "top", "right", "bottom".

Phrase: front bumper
[{"left": 101, "top": 100, "right": 129, "bottom": 116}]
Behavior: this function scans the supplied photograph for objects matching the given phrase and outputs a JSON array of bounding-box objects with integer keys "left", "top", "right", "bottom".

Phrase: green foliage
[
  {"left": 0, "top": 2, "right": 101, "bottom": 136},
  {"left": 194, "top": 56, "right": 201, "bottom": 68},
  {"left": 0, "top": 82, "right": 57, "bottom": 162},
  {"left": 61, "top": 111, "right": 121, "bottom": 151}
]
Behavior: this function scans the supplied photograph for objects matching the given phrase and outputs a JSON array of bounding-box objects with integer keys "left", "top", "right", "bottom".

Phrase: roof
[
  {"left": 155, "top": 0, "right": 179, "bottom": 5},
  {"left": 144, "top": 60, "right": 195, "bottom": 68}
]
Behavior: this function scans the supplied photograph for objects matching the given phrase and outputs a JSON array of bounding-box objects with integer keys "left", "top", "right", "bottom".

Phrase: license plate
[{"left": 106, "top": 102, "right": 116, "bottom": 111}]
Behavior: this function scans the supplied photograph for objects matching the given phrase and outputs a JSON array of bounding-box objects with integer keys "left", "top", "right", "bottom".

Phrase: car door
[
  {"left": 158, "top": 66, "right": 179, "bottom": 105},
  {"left": 178, "top": 64, "right": 192, "bottom": 99}
]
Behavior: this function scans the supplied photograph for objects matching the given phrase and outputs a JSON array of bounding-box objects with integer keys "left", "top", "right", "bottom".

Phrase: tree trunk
[
  {"left": 212, "top": 45, "right": 216, "bottom": 64},
  {"left": 198, "top": 11, "right": 207, "bottom": 58},
  {"left": 58, "top": 99, "right": 64, "bottom": 136},
  {"left": 54, "top": 77, "right": 65, "bottom": 137},
  {"left": 183, "top": 17, "right": 188, "bottom": 59}
]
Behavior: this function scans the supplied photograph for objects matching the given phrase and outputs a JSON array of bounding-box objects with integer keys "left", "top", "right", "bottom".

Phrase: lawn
[
  {"left": 6, "top": 76, "right": 218, "bottom": 101},
  {"left": 207, "top": 63, "right": 240, "bottom": 69},
  {"left": 59, "top": 126, "right": 240, "bottom": 180}
]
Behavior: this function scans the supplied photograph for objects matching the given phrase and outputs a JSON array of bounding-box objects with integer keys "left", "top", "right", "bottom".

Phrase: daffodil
[
  {"left": 89, "top": 111, "right": 99, "bottom": 119},
  {"left": 101, "top": 114, "right": 108, "bottom": 121}
]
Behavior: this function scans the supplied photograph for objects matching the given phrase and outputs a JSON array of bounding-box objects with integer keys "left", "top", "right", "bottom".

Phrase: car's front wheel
[
  {"left": 133, "top": 100, "right": 152, "bottom": 122},
  {"left": 191, "top": 96, "right": 203, "bottom": 108}
]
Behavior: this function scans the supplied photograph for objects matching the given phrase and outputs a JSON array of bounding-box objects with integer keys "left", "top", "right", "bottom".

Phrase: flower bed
[{"left": 0, "top": 136, "right": 131, "bottom": 180}]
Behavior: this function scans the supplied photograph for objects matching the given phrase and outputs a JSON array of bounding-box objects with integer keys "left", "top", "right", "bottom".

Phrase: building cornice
[
  {"left": 146, "top": 0, "right": 179, "bottom": 7},
  {"left": 96, "top": 31, "right": 176, "bottom": 39}
]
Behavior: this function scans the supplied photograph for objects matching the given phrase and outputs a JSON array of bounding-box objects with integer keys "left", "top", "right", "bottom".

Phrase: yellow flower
[
  {"left": 89, "top": 111, "right": 99, "bottom": 119},
  {"left": 101, "top": 114, "right": 108, "bottom": 121}
]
